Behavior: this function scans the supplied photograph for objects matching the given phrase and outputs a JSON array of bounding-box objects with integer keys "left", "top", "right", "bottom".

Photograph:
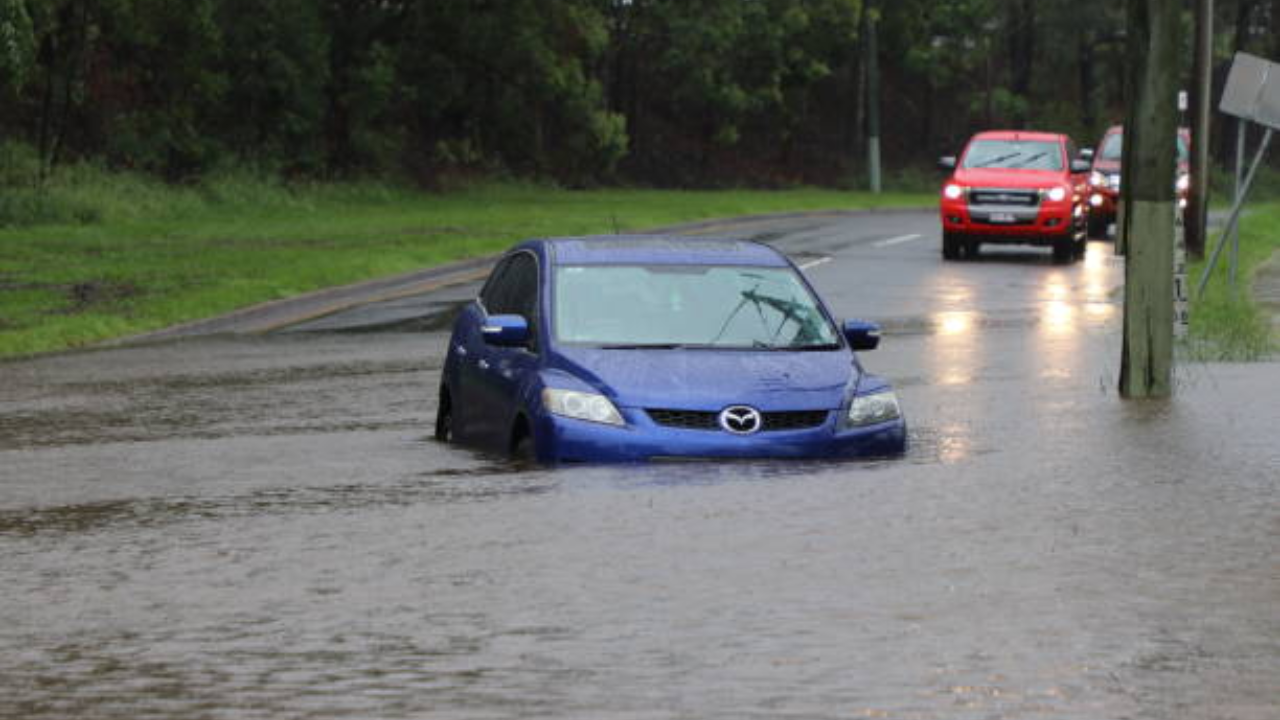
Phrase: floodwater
[{"left": 2, "top": 232, "right": 1279, "bottom": 718}]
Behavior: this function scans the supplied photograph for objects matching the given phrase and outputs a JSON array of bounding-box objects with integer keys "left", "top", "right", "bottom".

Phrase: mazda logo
[{"left": 718, "top": 405, "right": 763, "bottom": 435}]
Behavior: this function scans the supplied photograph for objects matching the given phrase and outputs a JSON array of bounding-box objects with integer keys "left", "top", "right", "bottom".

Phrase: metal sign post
[{"left": 1174, "top": 209, "right": 1189, "bottom": 337}]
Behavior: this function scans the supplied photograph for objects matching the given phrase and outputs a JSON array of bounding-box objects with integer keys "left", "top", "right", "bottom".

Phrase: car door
[
  {"left": 452, "top": 256, "right": 514, "bottom": 444},
  {"left": 469, "top": 251, "right": 542, "bottom": 450}
]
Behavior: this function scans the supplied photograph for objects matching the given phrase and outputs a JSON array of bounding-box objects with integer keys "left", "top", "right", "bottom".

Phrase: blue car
[{"left": 434, "top": 235, "right": 906, "bottom": 463}]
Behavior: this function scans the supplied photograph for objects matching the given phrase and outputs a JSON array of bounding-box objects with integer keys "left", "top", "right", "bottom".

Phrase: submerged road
[{"left": 2, "top": 210, "right": 1278, "bottom": 719}]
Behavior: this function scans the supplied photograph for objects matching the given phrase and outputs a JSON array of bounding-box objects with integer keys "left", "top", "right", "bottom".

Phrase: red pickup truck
[{"left": 938, "top": 130, "right": 1091, "bottom": 263}]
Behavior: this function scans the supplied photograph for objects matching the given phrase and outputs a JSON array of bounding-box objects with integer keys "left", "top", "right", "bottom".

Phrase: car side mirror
[
  {"left": 1070, "top": 159, "right": 1092, "bottom": 173},
  {"left": 481, "top": 314, "right": 530, "bottom": 347},
  {"left": 842, "top": 320, "right": 881, "bottom": 351},
  {"left": 937, "top": 155, "right": 957, "bottom": 171},
  {"left": 1079, "top": 147, "right": 1095, "bottom": 161}
]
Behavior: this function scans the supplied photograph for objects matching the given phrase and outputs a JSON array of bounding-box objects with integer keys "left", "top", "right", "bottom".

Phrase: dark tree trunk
[{"left": 1007, "top": 0, "right": 1037, "bottom": 126}]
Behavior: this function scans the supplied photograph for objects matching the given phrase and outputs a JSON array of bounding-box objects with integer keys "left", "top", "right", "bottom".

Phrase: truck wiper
[
  {"left": 1010, "top": 151, "right": 1047, "bottom": 168},
  {"left": 973, "top": 152, "right": 1021, "bottom": 168}
]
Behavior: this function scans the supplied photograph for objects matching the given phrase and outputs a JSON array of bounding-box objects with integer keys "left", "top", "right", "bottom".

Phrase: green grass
[
  {"left": 1186, "top": 201, "right": 1280, "bottom": 360},
  {"left": 0, "top": 170, "right": 929, "bottom": 357}
]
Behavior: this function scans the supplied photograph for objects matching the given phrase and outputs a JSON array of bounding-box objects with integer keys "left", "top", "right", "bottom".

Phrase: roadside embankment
[
  {"left": 1190, "top": 201, "right": 1280, "bottom": 359},
  {"left": 0, "top": 178, "right": 930, "bottom": 358}
]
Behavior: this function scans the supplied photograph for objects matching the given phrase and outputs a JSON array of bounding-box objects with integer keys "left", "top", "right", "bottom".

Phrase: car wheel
[
  {"left": 963, "top": 239, "right": 981, "bottom": 260},
  {"left": 942, "top": 233, "right": 961, "bottom": 260},
  {"left": 1052, "top": 239, "right": 1074, "bottom": 264},
  {"left": 1073, "top": 236, "right": 1087, "bottom": 258},
  {"left": 434, "top": 386, "right": 453, "bottom": 442},
  {"left": 510, "top": 417, "right": 537, "bottom": 463},
  {"left": 1087, "top": 214, "right": 1107, "bottom": 240}
]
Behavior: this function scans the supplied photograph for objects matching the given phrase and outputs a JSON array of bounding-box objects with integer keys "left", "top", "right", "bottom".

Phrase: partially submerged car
[
  {"left": 435, "top": 236, "right": 906, "bottom": 464},
  {"left": 939, "top": 130, "right": 1090, "bottom": 263},
  {"left": 1086, "top": 124, "right": 1192, "bottom": 238}
]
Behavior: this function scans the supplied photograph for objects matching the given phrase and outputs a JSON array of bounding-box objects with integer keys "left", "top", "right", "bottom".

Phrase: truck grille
[
  {"left": 647, "top": 409, "right": 830, "bottom": 432},
  {"left": 969, "top": 189, "right": 1040, "bottom": 207}
]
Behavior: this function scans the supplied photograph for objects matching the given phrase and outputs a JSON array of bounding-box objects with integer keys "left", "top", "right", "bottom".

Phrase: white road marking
[
  {"left": 798, "top": 256, "right": 833, "bottom": 270},
  {"left": 873, "top": 233, "right": 923, "bottom": 248}
]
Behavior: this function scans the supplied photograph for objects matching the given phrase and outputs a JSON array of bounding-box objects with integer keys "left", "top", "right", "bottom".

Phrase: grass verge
[
  {"left": 0, "top": 172, "right": 929, "bottom": 358},
  {"left": 1186, "top": 201, "right": 1280, "bottom": 360}
]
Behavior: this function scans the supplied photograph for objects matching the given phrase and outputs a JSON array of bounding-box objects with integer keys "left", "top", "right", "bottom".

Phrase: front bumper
[
  {"left": 940, "top": 198, "right": 1082, "bottom": 244},
  {"left": 1088, "top": 188, "right": 1119, "bottom": 223},
  {"left": 533, "top": 409, "right": 907, "bottom": 464}
]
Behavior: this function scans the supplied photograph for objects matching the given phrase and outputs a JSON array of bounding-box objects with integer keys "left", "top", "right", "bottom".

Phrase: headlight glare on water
[{"left": 543, "top": 388, "right": 625, "bottom": 426}]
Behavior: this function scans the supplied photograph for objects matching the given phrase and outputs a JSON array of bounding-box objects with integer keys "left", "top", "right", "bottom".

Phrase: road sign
[{"left": 1220, "top": 52, "right": 1280, "bottom": 131}]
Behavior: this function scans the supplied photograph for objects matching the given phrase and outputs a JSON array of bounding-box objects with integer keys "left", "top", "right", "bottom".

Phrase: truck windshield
[
  {"left": 962, "top": 140, "right": 1064, "bottom": 171},
  {"left": 553, "top": 264, "right": 840, "bottom": 349}
]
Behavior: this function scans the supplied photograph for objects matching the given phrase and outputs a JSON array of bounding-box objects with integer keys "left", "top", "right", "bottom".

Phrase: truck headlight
[
  {"left": 1045, "top": 186, "right": 1067, "bottom": 202},
  {"left": 1176, "top": 173, "right": 1190, "bottom": 192},
  {"left": 845, "top": 391, "right": 902, "bottom": 428},
  {"left": 943, "top": 184, "right": 964, "bottom": 200},
  {"left": 542, "top": 388, "right": 624, "bottom": 426},
  {"left": 1090, "top": 170, "right": 1107, "bottom": 188}
]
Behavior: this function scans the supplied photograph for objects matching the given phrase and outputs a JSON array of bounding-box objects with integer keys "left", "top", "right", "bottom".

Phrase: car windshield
[
  {"left": 553, "top": 264, "right": 840, "bottom": 349},
  {"left": 961, "top": 139, "right": 1063, "bottom": 170},
  {"left": 1099, "top": 132, "right": 1189, "bottom": 162}
]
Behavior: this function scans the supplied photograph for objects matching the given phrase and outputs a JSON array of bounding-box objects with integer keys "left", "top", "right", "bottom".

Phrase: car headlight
[
  {"left": 943, "top": 184, "right": 964, "bottom": 200},
  {"left": 1176, "top": 173, "right": 1190, "bottom": 192},
  {"left": 1045, "top": 186, "right": 1068, "bottom": 202},
  {"left": 542, "top": 388, "right": 624, "bottom": 426},
  {"left": 845, "top": 391, "right": 902, "bottom": 428},
  {"left": 1090, "top": 170, "right": 1107, "bottom": 188}
]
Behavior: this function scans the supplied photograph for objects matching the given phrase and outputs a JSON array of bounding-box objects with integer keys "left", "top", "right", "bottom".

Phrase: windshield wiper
[
  {"left": 1011, "top": 151, "right": 1047, "bottom": 168},
  {"left": 972, "top": 152, "right": 1021, "bottom": 168},
  {"left": 598, "top": 343, "right": 687, "bottom": 350},
  {"left": 750, "top": 341, "right": 841, "bottom": 351}
]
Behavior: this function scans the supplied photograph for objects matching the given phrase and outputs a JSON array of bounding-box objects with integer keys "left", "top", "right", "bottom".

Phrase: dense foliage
[{"left": 1, "top": 0, "right": 1278, "bottom": 187}]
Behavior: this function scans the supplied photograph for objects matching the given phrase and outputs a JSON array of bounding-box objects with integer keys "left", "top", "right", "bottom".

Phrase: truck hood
[{"left": 952, "top": 167, "right": 1067, "bottom": 189}]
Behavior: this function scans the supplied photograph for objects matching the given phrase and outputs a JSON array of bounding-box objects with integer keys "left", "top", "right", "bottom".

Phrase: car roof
[
  {"left": 539, "top": 235, "right": 791, "bottom": 267},
  {"left": 971, "top": 130, "right": 1065, "bottom": 143}
]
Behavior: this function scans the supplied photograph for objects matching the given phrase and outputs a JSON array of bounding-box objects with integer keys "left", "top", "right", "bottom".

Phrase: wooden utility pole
[
  {"left": 1186, "top": 0, "right": 1214, "bottom": 259},
  {"left": 1119, "top": 0, "right": 1182, "bottom": 398}
]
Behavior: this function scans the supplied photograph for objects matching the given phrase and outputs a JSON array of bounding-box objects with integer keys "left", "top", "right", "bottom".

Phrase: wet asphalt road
[{"left": 2, "top": 210, "right": 1278, "bottom": 719}]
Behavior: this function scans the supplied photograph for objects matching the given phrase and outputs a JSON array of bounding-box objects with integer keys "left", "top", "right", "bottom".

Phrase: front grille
[
  {"left": 969, "top": 189, "right": 1040, "bottom": 207},
  {"left": 763, "top": 410, "right": 830, "bottom": 431},
  {"left": 646, "top": 409, "right": 830, "bottom": 432},
  {"left": 646, "top": 409, "right": 719, "bottom": 431}
]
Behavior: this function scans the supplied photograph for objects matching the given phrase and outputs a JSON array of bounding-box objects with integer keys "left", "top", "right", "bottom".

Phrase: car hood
[
  {"left": 550, "top": 346, "right": 859, "bottom": 411},
  {"left": 953, "top": 167, "right": 1067, "bottom": 188}
]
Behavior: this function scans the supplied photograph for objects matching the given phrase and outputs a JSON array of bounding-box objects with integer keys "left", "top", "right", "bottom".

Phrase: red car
[
  {"left": 938, "top": 130, "right": 1091, "bottom": 263},
  {"left": 1086, "top": 125, "right": 1191, "bottom": 239}
]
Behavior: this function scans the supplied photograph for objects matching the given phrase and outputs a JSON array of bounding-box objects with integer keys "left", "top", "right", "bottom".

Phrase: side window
[
  {"left": 506, "top": 254, "right": 538, "bottom": 320},
  {"left": 480, "top": 252, "right": 540, "bottom": 351},
  {"left": 480, "top": 257, "right": 514, "bottom": 313}
]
